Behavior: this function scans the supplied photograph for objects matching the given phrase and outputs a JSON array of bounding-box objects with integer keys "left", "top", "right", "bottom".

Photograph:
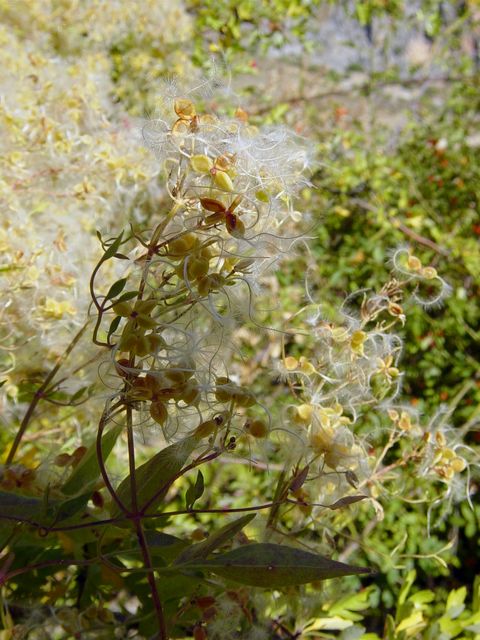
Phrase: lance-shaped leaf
[
  {"left": 185, "top": 543, "right": 371, "bottom": 588},
  {"left": 62, "top": 423, "right": 124, "bottom": 497},
  {"left": 325, "top": 495, "right": 367, "bottom": 510},
  {"left": 289, "top": 465, "right": 310, "bottom": 493},
  {"left": 105, "top": 277, "right": 127, "bottom": 302},
  {"left": 110, "top": 436, "right": 196, "bottom": 518},
  {"left": 174, "top": 513, "right": 255, "bottom": 565},
  {"left": 100, "top": 231, "right": 124, "bottom": 262}
]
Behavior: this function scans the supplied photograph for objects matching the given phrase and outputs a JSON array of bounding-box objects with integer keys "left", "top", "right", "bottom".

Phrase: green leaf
[
  {"left": 445, "top": 586, "right": 467, "bottom": 618},
  {"left": 105, "top": 277, "right": 127, "bottom": 301},
  {"left": 107, "top": 315, "right": 121, "bottom": 341},
  {"left": 409, "top": 590, "right": 435, "bottom": 605},
  {"left": 70, "top": 386, "right": 89, "bottom": 404},
  {"left": 115, "top": 290, "right": 140, "bottom": 304},
  {"left": 54, "top": 493, "right": 91, "bottom": 521},
  {"left": 398, "top": 569, "right": 416, "bottom": 605},
  {"left": 100, "top": 231, "right": 124, "bottom": 263},
  {"left": 62, "top": 423, "right": 124, "bottom": 496},
  {"left": 183, "top": 542, "right": 371, "bottom": 588},
  {"left": 174, "top": 514, "right": 255, "bottom": 565},
  {"left": 145, "top": 531, "right": 189, "bottom": 563},
  {"left": 111, "top": 436, "right": 196, "bottom": 518},
  {"left": 185, "top": 470, "right": 204, "bottom": 511},
  {"left": 0, "top": 491, "right": 50, "bottom": 521},
  {"left": 328, "top": 585, "right": 377, "bottom": 618},
  {"left": 396, "top": 611, "right": 425, "bottom": 633}
]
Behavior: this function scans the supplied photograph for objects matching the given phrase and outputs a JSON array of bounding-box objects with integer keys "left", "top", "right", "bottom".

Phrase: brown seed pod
[
  {"left": 200, "top": 197, "right": 227, "bottom": 214},
  {"left": 150, "top": 400, "right": 168, "bottom": 425}
]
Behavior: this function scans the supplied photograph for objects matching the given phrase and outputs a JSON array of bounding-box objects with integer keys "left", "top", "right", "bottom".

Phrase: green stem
[{"left": 96, "top": 401, "right": 128, "bottom": 515}]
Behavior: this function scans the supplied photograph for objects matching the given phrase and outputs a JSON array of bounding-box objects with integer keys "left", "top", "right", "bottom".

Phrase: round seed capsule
[{"left": 247, "top": 419, "right": 268, "bottom": 438}]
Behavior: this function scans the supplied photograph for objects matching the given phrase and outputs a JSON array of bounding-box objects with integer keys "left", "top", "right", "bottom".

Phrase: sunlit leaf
[{"left": 111, "top": 437, "right": 196, "bottom": 518}]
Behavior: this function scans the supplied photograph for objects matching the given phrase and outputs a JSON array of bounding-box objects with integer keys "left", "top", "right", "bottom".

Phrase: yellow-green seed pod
[
  {"left": 200, "top": 245, "right": 216, "bottom": 260},
  {"left": 150, "top": 401, "right": 168, "bottom": 425},
  {"left": 214, "top": 170, "right": 234, "bottom": 192},
  {"left": 234, "top": 389, "right": 256, "bottom": 407},
  {"left": 256, "top": 190, "right": 269, "bottom": 203},
  {"left": 193, "top": 419, "right": 217, "bottom": 439},
  {"left": 191, "top": 154, "right": 213, "bottom": 173},
  {"left": 451, "top": 457, "right": 467, "bottom": 473},
  {"left": 197, "top": 276, "right": 211, "bottom": 297},
  {"left": 175, "top": 260, "right": 186, "bottom": 279},
  {"left": 215, "top": 382, "right": 232, "bottom": 403},
  {"left": 187, "top": 257, "right": 210, "bottom": 280},
  {"left": 168, "top": 233, "right": 198, "bottom": 257}
]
